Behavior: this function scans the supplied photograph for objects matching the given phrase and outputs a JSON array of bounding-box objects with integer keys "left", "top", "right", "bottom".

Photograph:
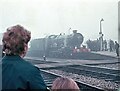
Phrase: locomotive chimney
[{"left": 73, "top": 30, "right": 77, "bottom": 34}]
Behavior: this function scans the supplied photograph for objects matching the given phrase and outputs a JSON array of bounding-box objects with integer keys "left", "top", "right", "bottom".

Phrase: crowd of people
[
  {"left": 86, "top": 39, "right": 119, "bottom": 57},
  {"left": 0, "top": 25, "right": 80, "bottom": 91}
]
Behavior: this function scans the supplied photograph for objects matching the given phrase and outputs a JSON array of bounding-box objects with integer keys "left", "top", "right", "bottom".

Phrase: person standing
[
  {"left": 43, "top": 55, "right": 46, "bottom": 61},
  {"left": 115, "top": 41, "right": 119, "bottom": 57},
  {"left": 2, "top": 25, "right": 48, "bottom": 90},
  {"left": 109, "top": 39, "right": 114, "bottom": 52},
  {"left": 103, "top": 40, "right": 107, "bottom": 51}
]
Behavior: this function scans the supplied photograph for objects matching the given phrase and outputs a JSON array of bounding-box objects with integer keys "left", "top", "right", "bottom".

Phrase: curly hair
[{"left": 2, "top": 25, "right": 31, "bottom": 55}]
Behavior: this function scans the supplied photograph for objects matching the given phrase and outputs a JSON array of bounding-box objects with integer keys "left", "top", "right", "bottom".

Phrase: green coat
[{"left": 2, "top": 55, "right": 48, "bottom": 91}]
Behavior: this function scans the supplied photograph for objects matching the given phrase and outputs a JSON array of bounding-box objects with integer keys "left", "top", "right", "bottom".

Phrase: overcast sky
[{"left": 0, "top": 0, "right": 119, "bottom": 43}]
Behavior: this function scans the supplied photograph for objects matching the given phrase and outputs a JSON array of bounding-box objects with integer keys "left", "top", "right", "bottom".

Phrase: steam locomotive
[{"left": 28, "top": 30, "right": 90, "bottom": 58}]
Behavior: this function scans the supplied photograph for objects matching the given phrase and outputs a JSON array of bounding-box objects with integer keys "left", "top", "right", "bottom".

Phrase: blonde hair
[
  {"left": 2, "top": 25, "right": 31, "bottom": 55},
  {"left": 51, "top": 77, "right": 80, "bottom": 91}
]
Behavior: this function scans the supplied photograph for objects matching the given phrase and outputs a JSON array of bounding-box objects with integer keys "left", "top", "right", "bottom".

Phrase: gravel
[{"left": 47, "top": 69, "right": 120, "bottom": 90}]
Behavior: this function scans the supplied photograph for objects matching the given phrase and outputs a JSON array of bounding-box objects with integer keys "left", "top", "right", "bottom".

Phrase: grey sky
[{"left": 0, "top": 0, "right": 119, "bottom": 44}]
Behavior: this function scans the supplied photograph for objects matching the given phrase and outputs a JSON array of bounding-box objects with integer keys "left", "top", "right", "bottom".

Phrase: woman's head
[
  {"left": 51, "top": 77, "right": 80, "bottom": 91},
  {"left": 2, "top": 25, "right": 31, "bottom": 56}
]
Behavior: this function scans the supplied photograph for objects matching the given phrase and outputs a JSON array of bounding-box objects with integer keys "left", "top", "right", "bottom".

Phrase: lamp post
[{"left": 99, "top": 18, "right": 104, "bottom": 51}]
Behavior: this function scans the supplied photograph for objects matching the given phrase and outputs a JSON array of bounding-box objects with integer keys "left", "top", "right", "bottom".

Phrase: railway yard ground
[
  {"left": 24, "top": 51, "right": 120, "bottom": 91},
  {"left": 0, "top": 51, "right": 119, "bottom": 91}
]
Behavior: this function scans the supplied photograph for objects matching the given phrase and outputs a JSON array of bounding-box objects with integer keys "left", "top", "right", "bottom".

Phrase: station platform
[{"left": 92, "top": 51, "right": 119, "bottom": 58}]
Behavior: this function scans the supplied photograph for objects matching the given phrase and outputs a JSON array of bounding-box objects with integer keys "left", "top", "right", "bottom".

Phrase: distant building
[{"left": 118, "top": 1, "right": 120, "bottom": 44}]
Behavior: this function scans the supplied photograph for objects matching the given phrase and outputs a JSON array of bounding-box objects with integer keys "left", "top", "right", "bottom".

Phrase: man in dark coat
[
  {"left": 115, "top": 41, "right": 119, "bottom": 57},
  {"left": 1, "top": 25, "right": 48, "bottom": 90}
]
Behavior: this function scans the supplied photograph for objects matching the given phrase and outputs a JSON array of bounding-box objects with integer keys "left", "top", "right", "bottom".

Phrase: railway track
[
  {"left": 42, "top": 64, "right": 120, "bottom": 83},
  {"left": 67, "top": 65, "right": 120, "bottom": 83},
  {"left": 86, "top": 62, "right": 120, "bottom": 70},
  {"left": 26, "top": 58, "right": 119, "bottom": 90},
  {"left": 26, "top": 59, "right": 57, "bottom": 64},
  {"left": 40, "top": 69, "right": 104, "bottom": 91}
]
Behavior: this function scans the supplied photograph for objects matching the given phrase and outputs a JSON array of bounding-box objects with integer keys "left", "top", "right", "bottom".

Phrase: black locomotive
[{"left": 28, "top": 30, "right": 90, "bottom": 58}]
